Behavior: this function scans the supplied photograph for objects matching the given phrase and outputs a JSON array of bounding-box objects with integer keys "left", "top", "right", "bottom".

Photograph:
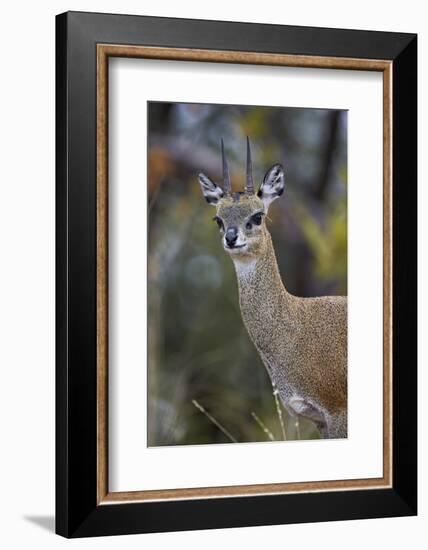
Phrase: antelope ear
[
  {"left": 258, "top": 164, "right": 285, "bottom": 210},
  {"left": 198, "top": 173, "right": 224, "bottom": 205}
]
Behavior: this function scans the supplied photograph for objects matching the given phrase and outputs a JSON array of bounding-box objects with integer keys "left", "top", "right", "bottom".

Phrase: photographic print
[
  {"left": 57, "top": 14, "right": 416, "bottom": 536},
  {"left": 148, "top": 101, "right": 348, "bottom": 446}
]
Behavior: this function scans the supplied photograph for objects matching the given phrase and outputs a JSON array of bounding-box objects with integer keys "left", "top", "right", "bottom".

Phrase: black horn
[
  {"left": 221, "top": 138, "right": 231, "bottom": 196},
  {"left": 245, "top": 136, "right": 254, "bottom": 195}
]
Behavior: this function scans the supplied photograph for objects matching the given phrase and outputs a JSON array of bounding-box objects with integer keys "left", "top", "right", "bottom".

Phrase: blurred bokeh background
[{"left": 147, "top": 101, "right": 347, "bottom": 446}]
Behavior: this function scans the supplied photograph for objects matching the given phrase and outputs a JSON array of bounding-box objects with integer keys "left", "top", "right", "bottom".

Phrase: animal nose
[{"left": 225, "top": 227, "right": 238, "bottom": 246}]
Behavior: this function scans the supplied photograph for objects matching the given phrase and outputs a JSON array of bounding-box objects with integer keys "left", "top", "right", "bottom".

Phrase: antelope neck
[{"left": 231, "top": 232, "right": 293, "bottom": 330}]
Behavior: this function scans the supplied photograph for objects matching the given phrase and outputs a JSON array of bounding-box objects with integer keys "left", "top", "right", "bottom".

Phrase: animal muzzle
[{"left": 225, "top": 227, "right": 238, "bottom": 247}]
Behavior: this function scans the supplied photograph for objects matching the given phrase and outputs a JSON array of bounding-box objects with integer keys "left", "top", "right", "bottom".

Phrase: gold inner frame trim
[{"left": 96, "top": 43, "right": 393, "bottom": 505}]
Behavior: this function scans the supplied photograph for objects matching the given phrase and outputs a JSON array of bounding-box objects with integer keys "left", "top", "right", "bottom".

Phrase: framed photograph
[{"left": 56, "top": 11, "right": 417, "bottom": 538}]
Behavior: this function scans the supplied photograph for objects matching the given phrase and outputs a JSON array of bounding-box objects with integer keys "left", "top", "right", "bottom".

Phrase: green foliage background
[{"left": 147, "top": 102, "right": 347, "bottom": 446}]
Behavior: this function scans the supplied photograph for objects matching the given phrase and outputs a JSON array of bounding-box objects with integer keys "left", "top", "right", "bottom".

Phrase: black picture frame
[{"left": 56, "top": 11, "right": 417, "bottom": 538}]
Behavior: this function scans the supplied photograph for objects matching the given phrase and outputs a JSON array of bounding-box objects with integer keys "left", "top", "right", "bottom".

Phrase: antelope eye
[
  {"left": 213, "top": 216, "right": 224, "bottom": 231},
  {"left": 251, "top": 213, "right": 263, "bottom": 226}
]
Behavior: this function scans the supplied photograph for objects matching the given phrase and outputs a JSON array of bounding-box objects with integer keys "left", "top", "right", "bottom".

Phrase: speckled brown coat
[{"left": 233, "top": 228, "right": 347, "bottom": 438}]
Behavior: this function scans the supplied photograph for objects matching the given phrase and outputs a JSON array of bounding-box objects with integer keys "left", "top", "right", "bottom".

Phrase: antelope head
[{"left": 198, "top": 138, "right": 285, "bottom": 259}]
